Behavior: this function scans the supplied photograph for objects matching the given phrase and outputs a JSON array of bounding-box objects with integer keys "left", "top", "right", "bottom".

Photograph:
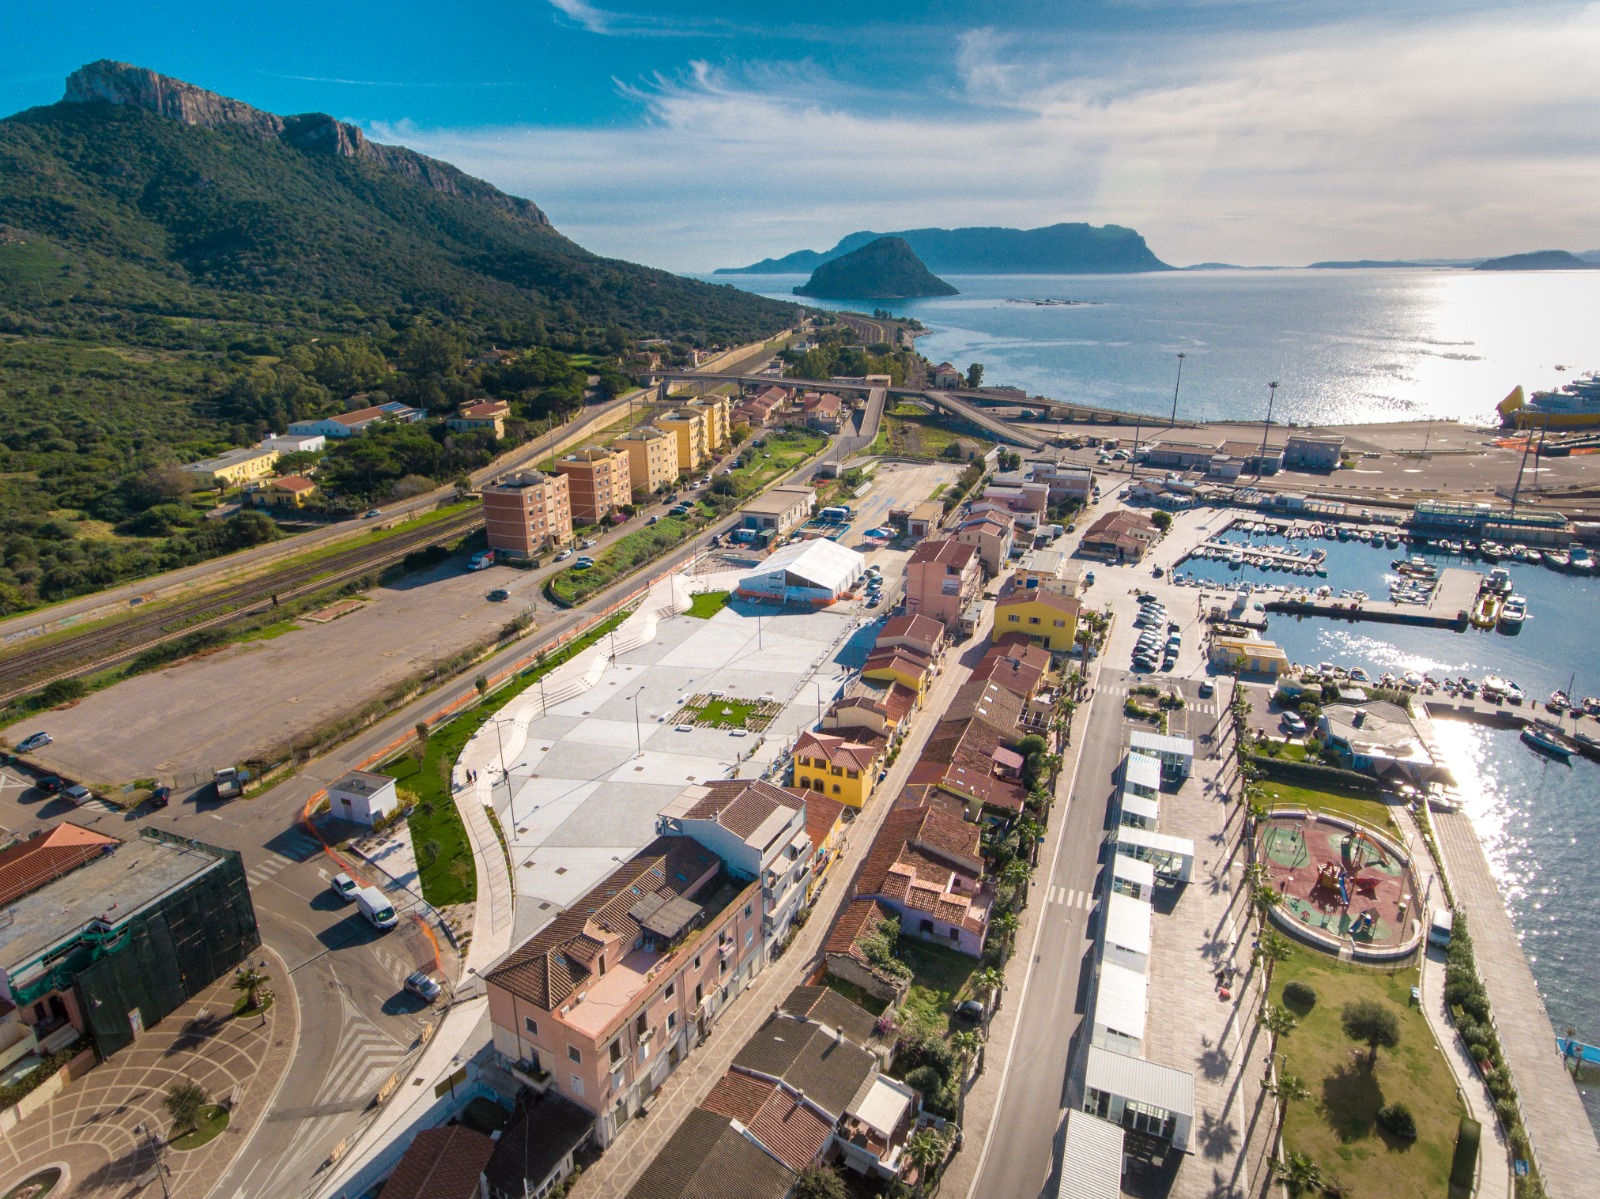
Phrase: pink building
[
  {"left": 852, "top": 802, "right": 992, "bottom": 957},
  {"left": 486, "top": 836, "right": 764, "bottom": 1147},
  {"left": 902, "top": 537, "right": 981, "bottom": 628}
]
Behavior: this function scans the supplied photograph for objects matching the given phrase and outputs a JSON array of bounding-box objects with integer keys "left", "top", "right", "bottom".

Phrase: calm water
[
  {"left": 707, "top": 268, "right": 1600, "bottom": 427},
  {"left": 1182, "top": 526, "right": 1600, "bottom": 1130}
]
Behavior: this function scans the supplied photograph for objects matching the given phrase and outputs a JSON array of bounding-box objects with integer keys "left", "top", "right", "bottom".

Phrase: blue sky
[{"left": 5, "top": 2, "right": 1598, "bottom": 271}]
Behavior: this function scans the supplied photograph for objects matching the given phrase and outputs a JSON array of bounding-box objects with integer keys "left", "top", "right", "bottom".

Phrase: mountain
[
  {"left": 1474, "top": 250, "right": 1596, "bottom": 271},
  {"left": 1308, "top": 260, "right": 1432, "bottom": 269},
  {"left": 719, "top": 222, "right": 1171, "bottom": 275},
  {"left": 793, "top": 237, "right": 958, "bottom": 300}
]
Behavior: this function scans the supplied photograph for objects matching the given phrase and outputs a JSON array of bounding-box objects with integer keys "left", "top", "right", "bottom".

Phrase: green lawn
[
  {"left": 869, "top": 409, "right": 995, "bottom": 461},
  {"left": 546, "top": 515, "right": 702, "bottom": 606},
  {"left": 730, "top": 431, "right": 827, "bottom": 494},
  {"left": 686, "top": 591, "right": 731, "bottom": 620},
  {"left": 171, "top": 1104, "right": 230, "bottom": 1151},
  {"left": 823, "top": 976, "right": 890, "bottom": 1017},
  {"left": 1270, "top": 946, "right": 1462, "bottom": 1199},
  {"left": 382, "top": 611, "right": 630, "bottom": 906},
  {"left": 684, "top": 697, "right": 762, "bottom": 728},
  {"left": 1259, "top": 780, "right": 1399, "bottom": 836},
  {"left": 896, "top": 937, "right": 980, "bottom": 1038}
]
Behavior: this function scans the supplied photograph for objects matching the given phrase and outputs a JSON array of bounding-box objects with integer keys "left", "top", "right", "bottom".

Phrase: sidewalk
[{"left": 0, "top": 948, "right": 299, "bottom": 1199}]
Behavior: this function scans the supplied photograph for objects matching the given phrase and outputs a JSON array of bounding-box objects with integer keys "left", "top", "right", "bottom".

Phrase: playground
[{"left": 1258, "top": 813, "right": 1423, "bottom": 957}]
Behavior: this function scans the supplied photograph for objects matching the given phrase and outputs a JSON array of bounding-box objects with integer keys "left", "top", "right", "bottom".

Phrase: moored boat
[
  {"left": 1521, "top": 724, "right": 1573, "bottom": 762},
  {"left": 1499, "top": 595, "right": 1528, "bottom": 630},
  {"left": 1569, "top": 543, "right": 1594, "bottom": 572}
]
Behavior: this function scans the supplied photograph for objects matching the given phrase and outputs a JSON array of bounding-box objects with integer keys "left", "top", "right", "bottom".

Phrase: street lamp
[
  {"left": 1169, "top": 352, "right": 1186, "bottom": 427},
  {"left": 1257, "top": 381, "right": 1280, "bottom": 477},
  {"left": 134, "top": 1123, "right": 172, "bottom": 1199},
  {"left": 629, "top": 686, "right": 646, "bottom": 757}
]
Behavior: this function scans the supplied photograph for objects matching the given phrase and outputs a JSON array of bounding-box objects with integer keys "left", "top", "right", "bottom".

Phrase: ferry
[
  {"left": 1521, "top": 724, "right": 1574, "bottom": 762},
  {"left": 1503, "top": 371, "right": 1600, "bottom": 430},
  {"left": 1498, "top": 595, "right": 1528, "bottom": 631}
]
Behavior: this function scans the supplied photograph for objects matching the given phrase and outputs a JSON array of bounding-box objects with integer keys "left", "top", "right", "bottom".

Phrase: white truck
[
  {"left": 213, "top": 767, "right": 243, "bottom": 801},
  {"left": 355, "top": 885, "right": 399, "bottom": 930}
]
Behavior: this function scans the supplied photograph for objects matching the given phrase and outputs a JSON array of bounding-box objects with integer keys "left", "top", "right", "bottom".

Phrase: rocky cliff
[{"left": 63, "top": 60, "right": 549, "bottom": 225}]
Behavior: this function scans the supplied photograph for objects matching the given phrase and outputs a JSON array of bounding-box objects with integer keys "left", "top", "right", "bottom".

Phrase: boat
[
  {"left": 1547, "top": 549, "right": 1571, "bottom": 570},
  {"left": 1486, "top": 566, "right": 1513, "bottom": 594},
  {"left": 1569, "top": 544, "right": 1594, "bottom": 572},
  {"left": 1527, "top": 549, "right": 1545, "bottom": 565},
  {"left": 1521, "top": 725, "right": 1574, "bottom": 762},
  {"left": 1550, "top": 690, "right": 1572, "bottom": 713},
  {"left": 1471, "top": 591, "right": 1501, "bottom": 628},
  {"left": 1584, "top": 696, "right": 1600, "bottom": 718},
  {"left": 1499, "top": 595, "right": 1528, "bottom": 630},
  {"left": 1504, "top": 370, "right": 1600, "bottom": 431},
  {"left": 1228, "top": 550, "right": 1244, "bottom": 567},
  {"left": 1481, "top": 541, "right": 1504, "bottom": 561}
]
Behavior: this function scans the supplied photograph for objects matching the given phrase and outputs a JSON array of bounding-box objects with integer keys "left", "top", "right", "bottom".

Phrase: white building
[
  {"left": 259, "top": 433, "right": 326, "bottom": 455},
  {"left": 1082, "top": 1046, "right": 1195, "bottom": 1152},
  {"left": 326, "top": 770, "right": 400, "bottom": 826},
  {"left": 1128, "top": 731, "right": 1194, "bottom": 783},
  {"left": 738, "top": 538, "right": 866, "bottom": 605}
]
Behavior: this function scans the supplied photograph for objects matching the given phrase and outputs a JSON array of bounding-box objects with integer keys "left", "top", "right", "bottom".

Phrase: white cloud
[
  {"left": 374, "top": 6, "right": 1600, "bottom": 271},
  {"left": 547, "top": 0, "right": 612, "bottom": 34}
]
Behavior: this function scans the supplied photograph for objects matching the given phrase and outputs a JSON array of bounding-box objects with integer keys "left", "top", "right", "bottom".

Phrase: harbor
[{"left": 1264, "top": 566, "right": 1480, "bottom": 630}]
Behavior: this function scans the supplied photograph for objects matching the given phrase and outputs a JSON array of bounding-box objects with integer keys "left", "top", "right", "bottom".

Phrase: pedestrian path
[{"left": 1043, "top": 885, "right": 1094, "bottom": 910}]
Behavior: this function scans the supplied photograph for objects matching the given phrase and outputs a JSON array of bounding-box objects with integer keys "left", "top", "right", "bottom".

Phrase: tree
[
  {"left": 164, "top": 1079, "right": 209, "bottom": 1135},
  {"left": 415, "top": 721, "right": 431, "bottom": 748},
  {"left": 973, "top": 967, "right": 1004, "bottom": 1002},
  {"left": 1257, "top": 1004, "right": 1298, "bottom": 1038},
  {"left": 792, "top": 1165, "right": 847, "bottom": 1199},
  {"left": 905, "top": 1126, "right": 949, "bottom": 1196},
  {"left": 1267, "top": 1071, "right": 1311, "bottom": 1111},
  {"left": 1255, "top": 931, "right": 1292, "bottom": 982},
  {"left": 233, "top": 965, "right": 271, "bottom": 1012},
  {"left": 1151, "top": 510, "right": 1173, "bottom": 532},
  {"left": 1000, "top": 859, "right": 1033, "bottom": 891},
  {"left": 1274, "top": 1151, "right": 1325, "bottom": 1195},
  {"left": 1252, "top": 884, "right": 1284, "bottom": 922},
  {"left": 1342, "top": 999, "right": 1401, "bottom": 1068},
  {"left": 966, "top": 362, "right": 984, "bottom": 388}
]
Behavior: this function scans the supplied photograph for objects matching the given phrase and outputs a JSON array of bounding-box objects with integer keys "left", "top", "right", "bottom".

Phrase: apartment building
[
  {"left": 481, "top": 471, "right": 573, "bottom": 559},
  {"left": 485, "top": 836, "right": 765, "bottom": 1147},
  {"left": 791, "top": 730, "right": 885, "bottom": 810},
  {"left": 656, "top": 409, "right": 709, "bottom": 473},
  {"left": 554, "top": 446, "right": 633, "bottom": 523},
  {"left": 903, "top": 537, "right": 981, "bottom": 627},
  {"left": 685, "top": 395, "right": 731, "bottom": 453},
  {"left": 618, "top": 427, "right": 679, "bottom": 497}
]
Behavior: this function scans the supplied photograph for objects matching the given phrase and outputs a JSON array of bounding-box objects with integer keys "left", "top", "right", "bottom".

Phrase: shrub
[
  {"left": 900, "top": 1064, "right": 944, "bottom": 1100},
  {"left": 41, "top": 677, "right": 88, "bottom": 706},
  {"left": 1282, "top": 980, "right": 1317, "bottom": 1011},
  {"left": 1377, "top": 1102, "right": 1417, "bottom": 1140}
]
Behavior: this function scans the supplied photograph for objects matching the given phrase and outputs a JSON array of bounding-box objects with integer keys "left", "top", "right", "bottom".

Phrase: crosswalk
[
  {"left": 315, "top": 992, "right": 412, "bottom": 1111},
  {"left": 244, "top": 828, "right": 322, "bottom": 889},
  {"left": 1043, "top": 885, "right": 1094, "bottom": 910},
  {"left": 1097, "top": 681, "right": 1219, "bottom": 717}
]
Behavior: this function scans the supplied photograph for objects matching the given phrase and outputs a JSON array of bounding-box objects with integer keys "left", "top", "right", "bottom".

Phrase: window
[
  {"left": 694, "top": 954, "right": 702, "bottom": 970},
  {"left": 1054, "top": 619, "right": 1066, "bottom": 628},
  {"left": 568, "top": 1045, "right": 582, "bottom": 1064},
  {"left": 665, "top": 981, "right": 676, "bottom": 1000},
  {"left": 1008, "top": 614, "right": 1019, "bottom": 623},
  {"left": 745, "top": 929, "right": 754, "bottom": 946},
  {"left": 524, "top": 1016, "right": 539, "bottom": 1037},
  {"left": 832, "top": 784, "right": 841, "bottom": 795},
  {"left": 744, "top": 903, "right": 753, "bottom": 919},
  {"left": 667, "top": 1011, "right": 677, "bottom": 1031},
  {"left": 847, "top": 769, "right": 859, "bottom": 779},
  {"left": 950, "top": 927, "right": 961, "bottom": 941},
  {"left": 610, "top": 1040, "right": 623, "bottom": 1064},
  {"left": 635, "top": 1012, "right": 648, "bottom": 1037},
  {"left": 1029, "top": 616, "right": 1041, "bottom": 625}
]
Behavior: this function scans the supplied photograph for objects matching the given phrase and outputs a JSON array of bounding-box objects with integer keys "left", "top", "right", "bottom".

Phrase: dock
[
  {"left": 1265, "top": 566, "right": 1479, "bottom": 631},
  {"left": 1432, "top": 808, "right": 1600, "bottom": 1198}
]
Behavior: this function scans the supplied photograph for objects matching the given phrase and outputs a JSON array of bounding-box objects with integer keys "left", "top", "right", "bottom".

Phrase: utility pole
[
  {"left": 1169, "top": 352, "right": 1186, "bottom": 427},
  {"left": 1257, "top": 381, "right": 1280, "bottom": 477}
]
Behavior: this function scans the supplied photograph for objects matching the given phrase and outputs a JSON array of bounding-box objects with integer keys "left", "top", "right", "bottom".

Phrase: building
[
  {"left": 853, "top": 803, "right": 991, "bottom": 956},
  {"left": 1283, "top": 433, "right": 1346, "bottom": 471},
  {"left": 1208, "top": 635, "right": 1289, "bottom": 678},
  {"left": 481, "top": 471, "right": 573, "bottom": 559},
  {"left": 381, "top": 1124, "right": 496, "bottom": 1199},
  {"left": 1218, "top": 439, "right": 1285, "bottom": 475},
  {"left": 1081, "top": 1047, "right": 1195, "bottom": 1154},
  {"left": 1030, "top": 461, "right": 1094, "bottom": 504},
  {"left": 484, "top": 1092, "right": 595, "bottom": 1199},
  {"left": 1142, "top": 438, "right": 1220, "bottom": 472},
  {"left": 738, "top": 538, "right": 865, "bottom": 605},
  {"left": 739, "top": 486, "right": 815, "bottom": 538},
  {"left": 448, "top": 399, "right": 512, "bottom": 438},
  {"left": 259, "top": 433, "right": 325, "bottom": 455},
  {"left": 325, "top": 770, "right": 400, "bottom": 826},
  {"left": 931, "top": 362, "right": 965, "bottom": 389},
  {"left": 956, "top": 515, "right": 1015, "bottom": 576},
  {"left": 903, "top": 538, "right": 981, "bottom": 627},
  {"left": 824, "top": 898, "right": 910, "bottom": 1000},
  {"left": 378, "top": 401, "right": 425, "bottom": 423},
  {"left": 800, "top": 793, "right": 848, "bottom": 901},
  {"left": 625, "top": 1107, "right": 796, "bottom": 1199},
  {"left": 1317, "top": 702, "right": 1438, "bottom": 783},
  {"left": 485, "top": 836, "right": 764, "bottom": 1147},
  {"left": 288, "top": 403, "right": 392, "bottom": 439},
  {"left": 822, "top": 682, "right": 918, "bottom": 743},
  {"left": 1128, "top": 730, "right": 1194, "bottom": 784},
  {"left": 243, "top": 475, "right": 318, "bottom": 509},
  {"left": 876, "top": 614, "right": 947, "bottom": 664},
  {"left": 656, "top": 780, "right": 811, "bottom": 958},
  {"left": 180, "top": 446, "right": 280, "bottom": 488},
  {"left": 802, "top": 392, "right": 845, "bottom": 431},
  {"left": 1014, "top": 547, "right": 1068, "bottom": 587},
  {"left": 792, "top": 731, "right": 884, "bottom": 810},
  {"left": 904, "top": 500, "right": 944, "bottom": 539},
  {"left": 554, "top": 446, "right": 633, "bottom": 524},
  {"left": 993, "top": 590, "right": 1081, "bottom": 653},
  {"left": 1080, "top": 510, "right": 1161, "bottom": 563},
  {"left": 657, "top": 409, "right": 710, "bottom": 472},
  {"left": 686, "top": 395, "right": 731, "bottom": 452},
  {"left": 861, "top": 647, "right": 932, "bottom": 702},
  {"left": 0, "top": 827, "right": 259, "bottom": 1059},
  {"left": 913, "top": 684, "right": 1029, "bottom": 816},
  {"left": 618, "top": 427, "right": 679, "bottom": 497}
]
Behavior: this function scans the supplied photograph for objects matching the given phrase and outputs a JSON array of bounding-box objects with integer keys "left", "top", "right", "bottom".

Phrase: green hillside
[
  {"left": 0, "top": 63, "right": 795, "bottom": 614},
  {"left": 794, "top": 237, "right": 958, "bottom": 300}
]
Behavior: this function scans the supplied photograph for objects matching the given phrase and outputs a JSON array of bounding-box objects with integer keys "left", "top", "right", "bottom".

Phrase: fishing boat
[
  {"left": 1499, "top": 595, "right": 1528, "bottom": 630},
  {"left": 1569, "top": 544, "right": 1594, "bottom": 572},
  {"left": 1521, "top": 724, "right": 1573, "bottom": 762},
  {"left": 1486, "top": 566, "right": 1513, "bottom": 594}
]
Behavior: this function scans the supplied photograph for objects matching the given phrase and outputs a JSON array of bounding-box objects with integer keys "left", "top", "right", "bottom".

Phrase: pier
[{"left": 1265, "top": 566, "right": 1480, "bottom": 631}]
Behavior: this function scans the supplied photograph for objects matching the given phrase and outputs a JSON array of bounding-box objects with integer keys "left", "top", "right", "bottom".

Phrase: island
[
  {"left": 793, "top": 237, "right": 959, "bottom": 300},
  {"left": 1474, "top": 249, "right": 1597, "bottom": 271}
]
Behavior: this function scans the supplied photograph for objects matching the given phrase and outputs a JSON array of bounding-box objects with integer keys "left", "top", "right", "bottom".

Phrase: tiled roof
[
  {"left": 484, "top": 1093, "right": 593, "bottom": 1198},
  {"left": 881, "top": 683, "right": 918, "bottom": 724},
  {"left": 273, "top": 475, "right": 316, "bottom": 492},
  {"left": 685, "top": 779, "right": 803, "bottom": 839},
  {"left": 863, "top": 648, "right": 930, "bottom": 682},
  {"left": 332, "top": 404, "right": 388, "bottom": 425},
  {"left": 485, "top": 836, "right": 720, "bottom": 1011},
  {"left": 944, "top": 679, "right": 1025, "bottom": 732},
  {"left": 825, "top": 897, "right": 896, "bottom": 963},
  {"left": 876, "top": 613, "right": 945, "bottom": 655},
  {"left": 782, "top": 984, "right": 879, "bottom": 1046},
  {"left": 0, "top": 823, "right": 119, "bottom": 910},
  {"left": 626, "top": 1108, "right": 794, "bottom": 1199},
  {"left": 732, "top": 1014, "right": 877, "bottom": 1118},
  {"left": 701, "top": 1071, "right": 834, "bottom": 1172},
  {"left": 801, "top": 793, "right": 847, "bottom": 852},
  {"left": 854, "top": 805, "right": 982, "bottom": 906},
  {"left": 996, "top": 589, "right": 1081, "bottom": 617},
  {"left": 907, "top": 538, "right": 976, "bottom": 567},
  {"left": 960, "top": 515, "right": 1012, "bottom": 537},
  {"left": 969, "top": 653, "right": 1044, "bottom": 699},
  {"left": 795, "top": 730, "right": 880, "bottom": 773},
  {"left": 702, "top": 1070, "right": 772, "bottom": 1123},
  {"left": 380, "top": 1124, "right": 496, "bottom": 1199}
]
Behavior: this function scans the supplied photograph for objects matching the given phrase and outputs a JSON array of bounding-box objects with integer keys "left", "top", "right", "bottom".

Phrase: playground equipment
[
  {"left": 1342, "top": 827, "right": 1388, "bottom": 871},
  {"left": 1315, "top": 862, "right": 1342, "bottom": 893},
  {"left": 1353, "top": 908, "right": 1378, "bottom": 937}
]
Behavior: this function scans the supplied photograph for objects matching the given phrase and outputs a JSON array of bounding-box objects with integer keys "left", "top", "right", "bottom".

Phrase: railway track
[{"left": 0, "top": 509, "right": 483, "bottom": 703}]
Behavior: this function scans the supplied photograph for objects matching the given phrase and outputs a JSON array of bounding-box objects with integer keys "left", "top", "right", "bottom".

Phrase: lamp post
[
  {"left": 1169, "top": 352, "right": 1186, "bottom": 427},
  {"left": 1257, "top": 381, "right": 1280, "bottom": 477},
  {"left": 629, "top": 686, "right": 646, "bottom": 757},
  {"left": 812, "top": 680, "right": 826, "bottom": 725},
  {"left": 134, "top": 1123, "right": 172, "bottom": 1199}
]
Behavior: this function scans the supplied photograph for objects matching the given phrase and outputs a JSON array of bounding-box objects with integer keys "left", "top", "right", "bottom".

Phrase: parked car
[
  {"left": 364, "top": 509, "right": 382, "bottom": 518},
  {"left": 487, "top": 589, "right": 511, "bottom": 602},
  {"left": 579, "top": 539, "right": 597, "bottom": 549},
  {"left": 15, "top": 732, "right": 52, "bottom": 753},
  {"left": 554, "top": 548, "right": 573, "bottom": 561},
  {"left": 331, "top": 873, "right": 360, "bottom": 903},
  {"left": 646, "top": 515, "right": 660, "bottom": 524},
  {"left": 1282, "top": 712, "right": 1308, "bottom": 735},
  {"left": 954, "top": 998, "right": 987, "bottom": 1024},
  {"left": 1198, "top": 680, "right": 1215, "bottom": 698},
  {"left": 149, "top": 785, "right": 171, "bottom": 809},
  {"left": 63, "top": 783, "right": 92, "bottom": 805},
  {"left": 404, "top": 971, "right": 443, "bottom": 1003},
  {"left": 35, "top": 775, "right": 63, "bottom": 795}
]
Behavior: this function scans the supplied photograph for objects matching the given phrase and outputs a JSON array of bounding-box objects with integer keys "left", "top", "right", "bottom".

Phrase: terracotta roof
[
  {"left": 863, "top": 647, "right": 930, "bottom": 683},
  {"left": 460, "top": 400, "right": 510, "bottom": 419},
  {"left": 782, "top": 984, "right": 879, "bottom": 1046},
  {"left": 685, "top": 779, "right": 803, "bottom": 839},
  {"left": 701, "top": 1072, "right": 834, "bottom": 1171},
  {"left": 876, "top": 613, "right": 945, "bottom": 656},
  {"left": 273, "top": 475, "right": 316, "bottom": 492},
  {"left": 969, "top": 653, "right": 1044, "bottom": 699},
  {"left": 626, "top": 1108, "right": 794, "bottom": 1199},
  {"left": 795, "top": 730, "right": 881, "bottom": 773},
  {"left": 881, "top": 683, "right": 918, "bottom": 724},
  {"left": 485, "top": 835, "right": 720, "bottom": 1011},
  {"left": 907, "top": 538, "right": 976, "bottom": 568},
  {"left": 0, "top": 823, "right": 119, "bottom": 910},
  {"left": 332, "top": 404, "right": 388, "bottom": 425},
  {"left": 996, "top": 590, "right": 1081, "bottom": 618},
  {"left": 801, "top": 793, "right": 847, "bottom": 851},
  {"left": 944, "top": 679, "right": 1026, "bottom": 732},
  {"left": 380, "top": 1124, "right": 495, "bottom": 1199},
  {"left": 960, "top": 515, "right": 1012, "bottom": 537},
  {"left": 855, "top": 805, "right": 983, "bottom": 906},
  {"left": 825, "top": 897, "right": 896, "bottom": 963}
]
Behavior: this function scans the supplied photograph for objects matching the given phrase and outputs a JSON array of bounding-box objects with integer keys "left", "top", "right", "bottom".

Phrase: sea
[{"left": 705, "top": 266, "right": 1600, "bottom": 1132}]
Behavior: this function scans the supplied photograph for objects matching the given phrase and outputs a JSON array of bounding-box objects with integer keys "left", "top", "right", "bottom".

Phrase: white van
[
  {"left": 355, "top": 885, "right": 398, "bottom": 930},
  {"left": 1428, "top": 907, "right": 1454, "bottom": 947}
]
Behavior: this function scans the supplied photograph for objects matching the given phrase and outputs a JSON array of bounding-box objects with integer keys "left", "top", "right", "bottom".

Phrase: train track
[{"left": 0, "top": 510, "right": 483, "bottom": 704}]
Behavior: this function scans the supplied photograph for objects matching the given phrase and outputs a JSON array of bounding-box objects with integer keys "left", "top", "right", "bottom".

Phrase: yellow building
[
  {"left": 860, "top": 648, "right": 931, "bottom": 705},
  {"left": 992, "top": 590, "right": 1080, "bottom": 653},
  {"left": 1209, "top": 635, "right": 1290, "bottom": 677},
  {"left": 686, "top": 395, "right": 731, "bottom": 452},
  {"left": 617, "top": 426, "right": 679, "bottom": 497},
  {"left": 656, "top": 409, "right": 709, "bottom": 473},
  {"left": 181, "top": 446, "right": 280, "bottom": 488},
  {"left": 245, "top": 475, "right": 318, "bottom": 508},
  {"left": 792, "top": 730, "right": 884, "bottom": 809}
]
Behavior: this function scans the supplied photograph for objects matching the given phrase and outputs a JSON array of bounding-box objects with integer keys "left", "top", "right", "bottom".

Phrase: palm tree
[
  {"left": 1000, "top": 860, "right": 1033, "bottom": 892},
  {"left": 1243, "top": 862, "right": 1270, "bottom": 890},
  {"left": 1252, "top": 883, "right": 1284, "bottom": 922},
  {"left": 1267, "top": 1070, "right": 1311, "bottom": 1114},
  {"left": 990, "top": 910, "right": 1020, "bottom": 955},
  {"left": 1257, "top": 1005, "right": 1298, "bottom": 1038},
  {"left": 973, "top": 967, "right": 1004, "bottom": 1004},
  {"left": 904, "top": 1127, "right": 949, "bottom": 1198},
  {"left": 233, "top": 966, "right": 271, "bottom": 1013},
  {"left": 1274, "top": 1151, "right": 1325, "bottom": 1196},
  {"left": 1255, "top": 930, "right": 1292, "bottom": 986},
  {"left": 950, "top": 1030, "right": 983, "bottom": 1078}
]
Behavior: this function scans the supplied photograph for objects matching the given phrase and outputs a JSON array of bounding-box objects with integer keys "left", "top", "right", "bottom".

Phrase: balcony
[{"left": 509, "top": 1059, "right": 553, "bottom": 1093}]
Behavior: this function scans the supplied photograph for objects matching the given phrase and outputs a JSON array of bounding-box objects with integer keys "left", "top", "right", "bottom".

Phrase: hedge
[{"left": 1248, "top": 754, "right": 1381, "bottom": 794}]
